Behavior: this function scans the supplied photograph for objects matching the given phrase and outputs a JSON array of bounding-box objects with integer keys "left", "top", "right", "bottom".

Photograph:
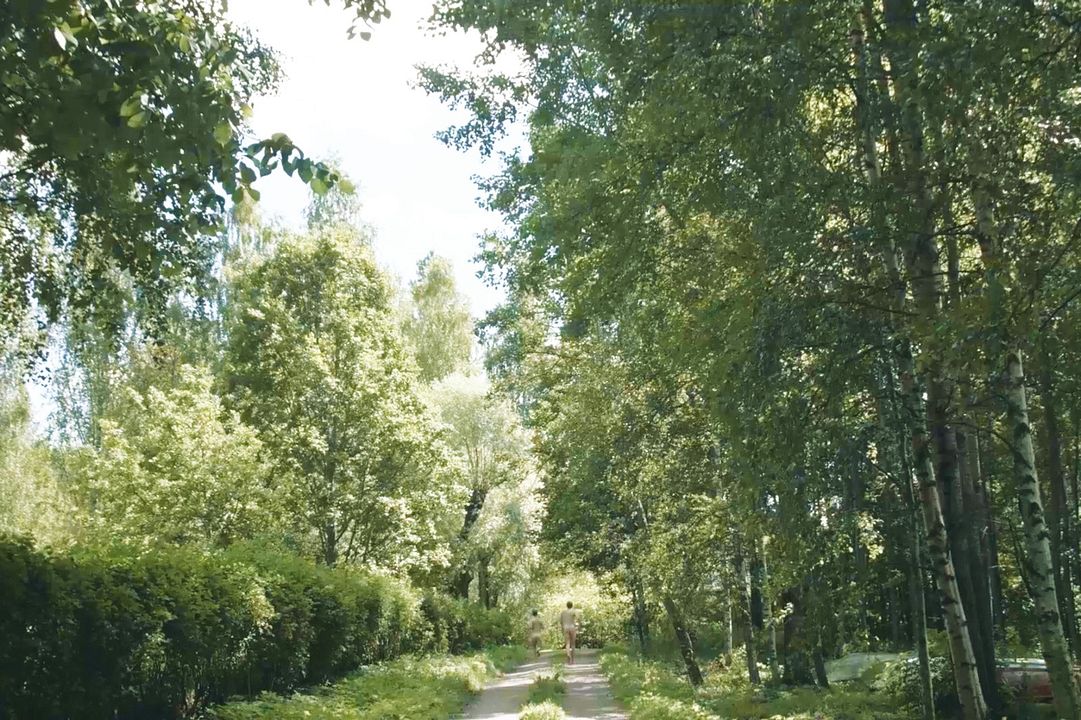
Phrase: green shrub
[
  {"left": 519, "top": 700, "right": 566, "bottom": 720},
  {"left": 420, "top": 590, "right": 514, "bottom": 654},
  {"left": 602, "top": 646, "right": 909, "bottom": 720},
  {"left": 0, "top": 537, "right": 512, "bottom": 719},
  {"left": 524, "top": 670, "right": 565, "bottom": 706},
  {"left": 873, "top": 654, "right": 957, "bottom": 715},
  {"left": 214, "top": 648, "right": 524, "bottom": 720}
]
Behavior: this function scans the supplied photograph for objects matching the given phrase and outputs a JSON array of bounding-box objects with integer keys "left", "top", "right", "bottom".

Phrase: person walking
[
  {"left": 559, "top": 601, "right": 580, "bottom": 664},
  {"left": 527, "top": 609, "right": 544, "bottom": 657}
]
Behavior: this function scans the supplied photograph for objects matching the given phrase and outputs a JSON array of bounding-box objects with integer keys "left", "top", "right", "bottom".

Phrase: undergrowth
[
  {"left": 601, "top": 647, "right": 909, "bottom": 720},
  {"left": 519, "top": 700, "right": 566, "bottom": 720},
  {"left": 213, "top": 646, "right": 526, "bottom": 720}
]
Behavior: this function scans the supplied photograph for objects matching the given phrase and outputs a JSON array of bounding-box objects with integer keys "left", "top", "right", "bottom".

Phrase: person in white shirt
[{"left": 559, "top": 601, "right": 580, "bottom": 664}]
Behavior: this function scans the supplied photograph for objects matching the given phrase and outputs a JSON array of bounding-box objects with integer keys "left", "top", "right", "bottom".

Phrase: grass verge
[
  {"left": 212, "top": 646, "right": 526, "bottom": 720},
  {"left": 519, "top": 701, "right": 566, "bottom": 720},
  {"left": 600, "top": 646, "right": 909, "bottom": 720}
]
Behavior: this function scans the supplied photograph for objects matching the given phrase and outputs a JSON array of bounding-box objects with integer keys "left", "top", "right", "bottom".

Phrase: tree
[
  {"left": 1, "top": 0, "right": 351, "bottom": 345},
  {"left": 77, "top": 364, "right": 272, "bottom": 547},
  {"left": 0, "top": 362, "right": 75, "bottom": 543},
  {"left": 426, "top": 2, "right": 1081, "bottom": 713},
  {"left": 227, "top": 227, "right": 460, "bottom": 569},
  {"left": 425, "top": 373, "right": 531, "bottom": 598},
  {"left": 403, "top": 254, "right": 474, "bottom": 382}
]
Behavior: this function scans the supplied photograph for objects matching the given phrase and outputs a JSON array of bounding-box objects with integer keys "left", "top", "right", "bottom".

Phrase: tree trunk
[
  {"left": 662, "top": 594, "right": 703, "bottom": 687},
  {"left": 813, "top": 640, "right": 830, "bottom": 689},
  {"left": 1072, "top": 429, "right": 1081, "bottom": 656},
  {"left": 908, "top": 543, "right": 936, "bottom": 720},
  {"left": 879, "top": 0, "right": 989, "bottom": 712},
  {"left": 900, "top": 428, "right": 937, "bottom": 720},
  {"left": 723, "top": 592, "right": 734, "bottom": 664},
  {"left": 856, "top": 6, "right": 987, "bottom": 712},
  {"left": 951, "top": 426, "right": 998, "bottom": 709},
  {"left": 976, "top": 428, "right": 1006, "bottom": 638},
  {"left": 901, "top": 360, "right": 988, "bottom": 720},
  {"left": 742, "top": 555, "right": 761, "bottom": 685},
  {"left": 959, "top": 428, "right": 999, "bottom": 710},
  {"left": 760, "top": 543, "right": 781, "bottom": 684},
  {"left": 451, "top": 486, "right": 489, "bottom": 598},
  {"left": 1038, "top": 340, "right": 1080, "bottom": 656},
  {"left": 965, "top": 108, "right": 1081, "bottom": 715},
  {"left": 1005, "top": 351, "right": 1081, "bottom": 719},
  {"left": 323, "top": 521, "right": 338, "bottom": 566},
  {"left": 631, "top": 575, "right": 651, "bottom": 652},
  {"left": 781, "top": 586, "right": 815, "bottom": 686},
  {"left": 477, "top": 554, "right": 491, "bottom": 609}
]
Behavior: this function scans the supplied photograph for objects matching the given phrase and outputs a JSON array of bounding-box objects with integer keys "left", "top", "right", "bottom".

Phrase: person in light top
[{"left": 559, "top": 601, "right": 580, "bottom": 664}]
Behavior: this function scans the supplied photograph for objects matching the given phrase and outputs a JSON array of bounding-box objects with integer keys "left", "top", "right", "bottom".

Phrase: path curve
[{"left": 460, "top": 649, "right": 625, "bottom": 720}]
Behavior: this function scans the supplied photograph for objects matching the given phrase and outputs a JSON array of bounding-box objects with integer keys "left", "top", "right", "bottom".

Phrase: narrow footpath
[
  {"left": 460, "top": 649, "right": 625, "bottom": 720},
  {"left": 561, "top": 650, "right": 626, "bottom": 720}
]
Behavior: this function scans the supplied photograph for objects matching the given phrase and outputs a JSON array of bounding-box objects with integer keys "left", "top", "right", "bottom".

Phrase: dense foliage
[
  {"left": 601, "top": 647, "right": 906, "bottom": 720},
  {"left": 0, "top": 4, "right": 552, "bottom": 720},
  {"left": 11, "top": 0, "right": 1081, "bottom": 718},
  {"left": 0, "top": 0, "right": 348, "bottom": 346},
  {"left": 424, "top": 1, "right": 1081, "bottom": 718},
  {"left": 213, "top": 647, "right": 525, "bottom": 720},
  {"left": 0, "top": 537, "right": 511, "bottom": 720},
  {"left": 227, "top": 228, "right": 460, "bottom": 569}
]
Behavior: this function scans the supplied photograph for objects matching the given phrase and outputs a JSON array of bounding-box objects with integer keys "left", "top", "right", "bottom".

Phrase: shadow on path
[
  {"left": 460, "top": 651, "right": 553, "bottom": 720},
  {"left": 563, "top": 649, "right": 626, "bottom": 720}
]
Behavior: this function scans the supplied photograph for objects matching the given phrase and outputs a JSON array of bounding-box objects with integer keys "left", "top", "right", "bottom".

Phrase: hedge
[{"left": 0, "top": 538, "right": 512, "bottom": 720}]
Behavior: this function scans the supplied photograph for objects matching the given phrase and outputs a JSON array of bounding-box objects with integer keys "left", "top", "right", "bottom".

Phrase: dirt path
[
  {"left": 459, "top": 648, "right": 625, "bottom": 720},
  {"left": 562, "top": 649, "right": 626, "bottom": 720},
  {"left": 460, "top": 652, "right": 552, "bottom": 720}
]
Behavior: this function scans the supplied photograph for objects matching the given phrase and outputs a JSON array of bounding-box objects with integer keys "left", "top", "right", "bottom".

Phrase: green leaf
[
  {"left": 339, "top": 179, "right": 356, "bottom": 194},
  {"left": 53, "top": 27, "right": 67, "bottom": 51},
  {"left": 298, "top": 159, "right": 313, "bottom": 183},
  {"left": 310, "top": 177, "right": 329, "bottom": 195},
  {"left": 120, "top": 95, "right": 142, "bottom": 118},
  {"left": 214, "top": 122, "right": 232, "bottom": 146},
  {"left": 127, "top": 111, "right": 147, "bottom": 128}
]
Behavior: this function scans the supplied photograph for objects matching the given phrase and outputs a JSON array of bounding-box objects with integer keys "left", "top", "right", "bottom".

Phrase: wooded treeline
[
  {"left": 1, "top": 0, "right": 546, "bottom": 639},
  {"left": 423, "top": 2, "right": 1081, "bottom": 718}
]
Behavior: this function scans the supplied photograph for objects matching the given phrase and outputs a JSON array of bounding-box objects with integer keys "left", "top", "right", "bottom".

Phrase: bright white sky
[
  {"left": 226, "top": 0, "right": 514, "bottom": 315},
  {"left": 28, "top": 2, "right": 518, "bottom": 431}
]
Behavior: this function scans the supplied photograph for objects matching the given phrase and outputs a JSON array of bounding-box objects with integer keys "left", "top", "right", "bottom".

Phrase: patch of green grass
[
  {"left": 519, "top": 700, "right": 566, "bottom": 720},
  {"left": 525, "top": 669, "right": 565, "bottom": 706},
  {"left": 600, "top": 647, "right": 910, "bottom": 720},
  {"left": 213, "top": 646, "right": 527, "bottom": 720}
]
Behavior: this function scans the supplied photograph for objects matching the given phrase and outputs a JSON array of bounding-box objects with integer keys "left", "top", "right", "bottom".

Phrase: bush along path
[
  {"left": 600, "top": 648, "right": 908, "bottom": 720},
  {"left": 461, "top": 649, "right": 625, "bottom": 720},
  {"left": 0, "top": 539, "right": 514, "bottom": 719},
  {"left": 213, "top": 647, "right": 526, "bottom": 720}
]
